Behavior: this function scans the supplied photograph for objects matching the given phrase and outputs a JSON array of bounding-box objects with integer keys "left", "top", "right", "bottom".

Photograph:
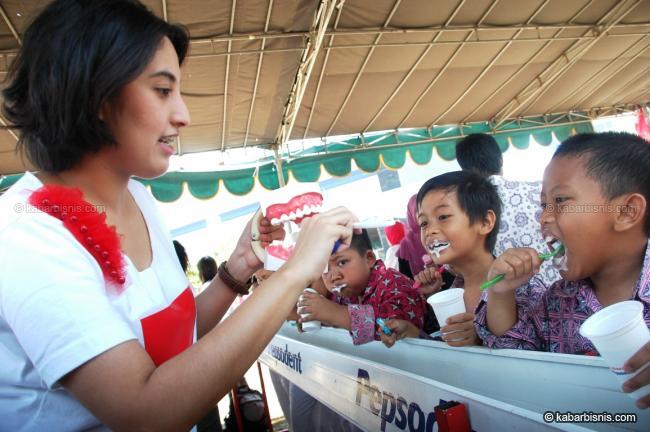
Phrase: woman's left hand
[
  {"left": 228, "top": 214, "right": 285, "bottom": 280},
  {"left": 440, "top": 312, "right": 480, "bottom": 347}
]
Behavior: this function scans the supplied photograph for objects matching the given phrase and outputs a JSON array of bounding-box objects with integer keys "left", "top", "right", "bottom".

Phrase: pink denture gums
[
  {"left": 266, "top": 192, "right": 323, "bottom": 225},
  {"left": 266, "top": 243, "right": 294, "bottom": 260}
]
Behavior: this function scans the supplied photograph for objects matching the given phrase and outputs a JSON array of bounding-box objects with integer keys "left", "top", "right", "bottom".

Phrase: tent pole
[{"left": 273, "top": 145, "right": 286, "bottom": 188}]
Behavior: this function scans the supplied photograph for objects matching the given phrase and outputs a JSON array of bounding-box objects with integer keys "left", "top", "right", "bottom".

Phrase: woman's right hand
[{"left": 284, "top": 207, "right": 358, "bottom": 287}]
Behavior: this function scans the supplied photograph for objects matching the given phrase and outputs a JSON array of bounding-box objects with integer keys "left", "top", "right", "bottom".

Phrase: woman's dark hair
[
  {"left": 197, "top": 256, "right": 218, "bottom": 283},
  {"left": 455, "top": 133, "right": 503, "bottom": 176},
  {"left": 173, "top": 240, "right": 189, "bottom": 273},
  {"left": 417, "top": 171, "right": 501, "bottom": 253},
  {"left": 2, "top": 0, "right": 189, "bottom": 172}
]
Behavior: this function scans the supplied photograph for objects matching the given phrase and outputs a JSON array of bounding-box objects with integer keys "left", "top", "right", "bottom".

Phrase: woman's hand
[
  {"left": 440, "top": 312, "right": 480, "bottom": 347},
  {"left": 414, "top": 267, "right": 443, "bottom": 298},
  {"left": 379, "top": 319, "right": 420, "bottom": 348},
  {"left": 284, "top": 207, "right": 358, "bottom": 287},
  {"left": 228, "top": 214, "right": 285, "bottom": 281}
]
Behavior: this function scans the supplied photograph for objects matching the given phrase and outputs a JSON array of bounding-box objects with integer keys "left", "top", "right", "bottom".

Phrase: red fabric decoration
[
  {"left": 636, "top": 108, "right": 650, "bottom": 142},
  {"left": 384, "top": 221, "right": 405, "bottom": 246},
  {"left": 28, "top": 185, "right": 126, "bottom": 292}
]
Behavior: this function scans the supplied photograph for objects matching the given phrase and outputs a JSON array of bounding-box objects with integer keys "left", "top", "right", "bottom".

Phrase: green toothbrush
[{"left": 480, "top": 244, "right": 565, "bottom": 290}]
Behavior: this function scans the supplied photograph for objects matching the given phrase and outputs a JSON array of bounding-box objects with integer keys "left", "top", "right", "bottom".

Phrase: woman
[
  {"left": 396, "top": 195, "right": 427, "bottom": 278},
  {"left": 0, "top": 1, "right": 357, "bottom": 430}
]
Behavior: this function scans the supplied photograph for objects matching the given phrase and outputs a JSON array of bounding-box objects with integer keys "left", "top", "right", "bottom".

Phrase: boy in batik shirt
[
  {"left": 298, "top": 230, "right": 426, "bottom": 345},
  {"left": 475, "top": 132, "right": 650, "bottom": 409}
]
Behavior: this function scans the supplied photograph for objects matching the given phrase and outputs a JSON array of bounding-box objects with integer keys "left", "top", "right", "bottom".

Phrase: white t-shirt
[
  {"left": 0, "top": 173, "right": 195, "bottom": 431},
  {"left": 383, "top": 244, "right": 400, "bottom": 271}
]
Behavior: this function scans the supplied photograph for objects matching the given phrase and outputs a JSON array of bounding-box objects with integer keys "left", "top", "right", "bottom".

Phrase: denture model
[
  {"left": 259, "top": 182, "right": 324, "bottom": 227},
  {"left": 251, "top": 182, "right": 324, "bottom": 268}
]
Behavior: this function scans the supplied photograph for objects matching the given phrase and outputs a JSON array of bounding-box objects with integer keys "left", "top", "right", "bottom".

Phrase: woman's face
[{"left": 100, "top": 37, "right": 190, "bottom": 179}]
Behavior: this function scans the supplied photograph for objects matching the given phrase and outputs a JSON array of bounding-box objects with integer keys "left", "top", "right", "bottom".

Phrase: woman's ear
[
  {"left": 613, "top": 193, "right": 647, "bottom": 233},
  {"left": 479, "top": 209, "right": 497, "bottom": 235}
]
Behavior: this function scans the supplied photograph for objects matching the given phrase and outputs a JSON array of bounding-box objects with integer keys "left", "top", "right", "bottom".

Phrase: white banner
[{"left": 260, "top": 324, "right": 649, "bottom": 432}]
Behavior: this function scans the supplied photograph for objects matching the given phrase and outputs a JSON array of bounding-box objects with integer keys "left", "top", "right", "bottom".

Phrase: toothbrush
[
  {"left": 376, "top": 318, "right": 392, "bottom": 336},
  {"left": 480, "top": 244, "right": 565, "bottom": 290}
]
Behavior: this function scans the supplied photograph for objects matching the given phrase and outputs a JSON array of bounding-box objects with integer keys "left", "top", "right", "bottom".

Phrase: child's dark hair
[
  {"left": 2, "top": 0, "right": 189, "bottom": 172},
  {"left": 197, "top": 256, "right": 218, "bottom": 283},
  {"left": 348, "top": 230, "right": 373, "bottom": 256},
  {"left": 416, "top": 171, "right": 501, "bottom": 253},
  {"left": 554, "top": 132, "right": 650, "bottom": 234},
  {"left": 455, "top": 133, "right": 503, "bottom": 176}
]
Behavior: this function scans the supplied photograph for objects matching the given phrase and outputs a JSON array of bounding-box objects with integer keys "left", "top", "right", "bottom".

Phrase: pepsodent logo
[
  {"left": 269, "top": 344, "right": 302, "bottom": 374},
  {"left": 356, "top": 368, "right": 438, "bottom": 432}
]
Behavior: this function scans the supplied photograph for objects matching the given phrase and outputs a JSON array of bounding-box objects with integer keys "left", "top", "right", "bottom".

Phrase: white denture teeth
[
  {"left": 303, "top": 205, "right": 312, "bottom": 215},
  {"left": 295, "top": 208, "right": 304, "bottom": 218},
  {"left": 271, "top": 218, "right": 281, "bottom": 226},
  {"left": 281, "top": 214, "right": 290, "bottom": 222},
  {"left": 289, "top": 211, "right": 296, "bottom": 220}
]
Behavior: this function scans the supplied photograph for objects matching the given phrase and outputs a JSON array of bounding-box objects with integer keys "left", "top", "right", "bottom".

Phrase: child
[
  {"left": 298, "top": 230, "right": 427, "bottom": 345},
  {"left": 474, "top": 132, "right": 650, "bottom": 408},
  {"left": 380, "top": 171, "right": 501, "bottom": 348}
]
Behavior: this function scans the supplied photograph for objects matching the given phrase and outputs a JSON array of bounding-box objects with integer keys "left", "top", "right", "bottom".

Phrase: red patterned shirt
[{"left": 332, "top": 260, "right": 426, "bottom": 345}]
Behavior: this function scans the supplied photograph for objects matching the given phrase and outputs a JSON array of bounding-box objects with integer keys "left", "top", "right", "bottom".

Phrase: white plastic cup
[
  {"left": 298, "top": 288, "right": 321, "bottom": 332},
  {"left": 264, "top": 252, "right": 286, "bottom": 271},
  {"left": 579, "top": 300, "right": 650, "bottom": 400},
  {"left": 427, "top": 288, "right": 466, "bottom": 329}
]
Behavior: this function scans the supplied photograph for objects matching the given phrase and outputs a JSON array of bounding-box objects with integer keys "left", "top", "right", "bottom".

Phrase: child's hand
[
  {"left": 623, "top": 341, "right": 650, "bottom": 409},
  {"left": 414, "top": 267, "right": 443, "bottom": 298},
  {"left": 441, "top": 312, "right": 480, "bottom": 347},
  {"left": 487, "top": 248, "right": 541, "bottom": 294},
  {"left": 297, "top": 290, "right": 345, "bottom": 326},
  {"left": 379, "top": 319, "right": 420, "bottom": 348}
]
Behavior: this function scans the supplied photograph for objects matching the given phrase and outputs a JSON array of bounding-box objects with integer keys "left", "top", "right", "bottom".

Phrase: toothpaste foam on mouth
[
  {"left": 427, "top": 240, "right": 450, "bottom": 258},
  {"left": 332, "top": 283, "right": 347, "bottom": 294},
  {"left": 544, "top": 236, "right": 567, "bottom": 271}
]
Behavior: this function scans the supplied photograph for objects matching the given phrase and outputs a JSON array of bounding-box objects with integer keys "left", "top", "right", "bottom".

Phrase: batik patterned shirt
[
  {"left": 475, "top": 240, "right": 650, "bottom": 354},
  {"left": 332, "top": 260, "right": 426, "bottom": 345},
  {"left": 489, "top": 175, "right": 560, "bottom": 286}
]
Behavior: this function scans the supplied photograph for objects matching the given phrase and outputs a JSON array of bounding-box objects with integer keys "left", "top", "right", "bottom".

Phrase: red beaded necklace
[{"left": 28, "top": 184, "right": 127, "bottom": 292}]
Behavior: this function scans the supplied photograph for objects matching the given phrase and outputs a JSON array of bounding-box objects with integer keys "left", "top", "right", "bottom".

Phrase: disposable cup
[
  {"left": 579, "top": 300, "right": 650, "bottom": 400},
  {"left": 427, "top": 288, "right": 466, "bottom": 328},
  {"left": 264, "top": 252, "right": 286, "bottom": 271},
  {"left": 298, "top": 288, "right": 321, "bottom": 332}
]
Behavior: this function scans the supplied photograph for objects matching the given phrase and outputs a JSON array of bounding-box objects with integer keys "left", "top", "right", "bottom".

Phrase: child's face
[
  {"left": 324, "top": 248, "right": 375, "bottom": 297},
  {"left": 418, "top": 189, "right": 489, "bottom": 266},
  {"left": 541, "top": 156, "right": 614, "bottom": 281}
]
